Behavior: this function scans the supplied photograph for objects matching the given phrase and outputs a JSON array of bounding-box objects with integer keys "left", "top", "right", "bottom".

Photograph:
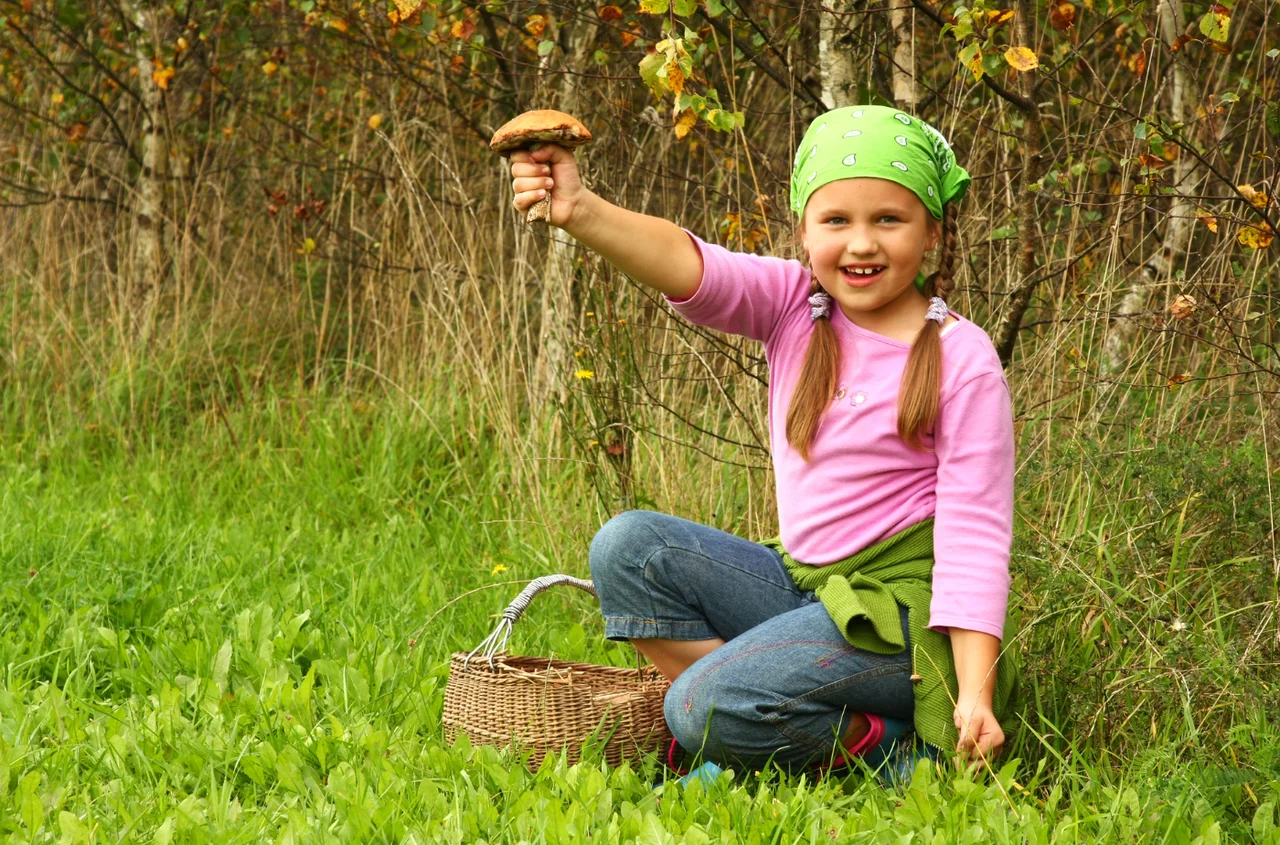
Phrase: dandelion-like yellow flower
[
  {"left": 574, "top": 370, "right": 594, "bottom": 379},
  {"left": 491, "top": 563, "right": 508, "bottom": 575}
]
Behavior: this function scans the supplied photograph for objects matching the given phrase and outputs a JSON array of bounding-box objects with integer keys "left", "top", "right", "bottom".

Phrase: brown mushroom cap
[{"left": 489, "top": 109, "right": 592, "bottom": 156}]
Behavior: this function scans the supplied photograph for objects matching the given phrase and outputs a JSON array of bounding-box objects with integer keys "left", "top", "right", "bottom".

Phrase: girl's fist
[{"left": 508, "top": 144, "right": 584, "bottom": 228}]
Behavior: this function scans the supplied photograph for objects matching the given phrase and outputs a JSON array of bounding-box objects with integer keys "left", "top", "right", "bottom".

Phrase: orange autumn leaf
[
  {"left": 620, "top": 28, "right": 639, "bottom": 47},
  {"left": 1197, "top": 213, "right": 1218, "bottom": 233},
  {"left": 451, "top": 19, "right": 477, "bottom": 40},
  {"left": 1169, "top": 294, "right": 1197, "bottom": 320},
  {"left": 598, "top": 5, "right": 624, "bottom": 21},
  {"left": 525, "top": 15, "right": 546, "bottom": 37},
  {"left": 1049, "top": 1, "right": 1076, "bottom": 30},
  {"left": 152, "top": 63, "right": 175, "bottom": 89},
  {"left": 65, "top": 122, "right": 86, "bottom": 144},
  {"left": 1127, "top": 49, "right": 1147, "bottom": 75},
  {"left": 1166, "top": 373, "right": 1192, "bottom": 390},
  {"left": 261, "top": 60, "right": 278, "bottom": 76},
  {"left": 1171, "top": 33, "right": 1192, "bottom": 51},
  {"left": 674, "top": 109, "right": 697, "bottom": 140},
  {"left": 1137, "top": 153, "right": 1167, "bottom": 169}
]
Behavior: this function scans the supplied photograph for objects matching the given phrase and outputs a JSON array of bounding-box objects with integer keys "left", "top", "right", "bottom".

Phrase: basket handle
[{"left": 466, "top": 575, "right": 598, "bottom": 667}]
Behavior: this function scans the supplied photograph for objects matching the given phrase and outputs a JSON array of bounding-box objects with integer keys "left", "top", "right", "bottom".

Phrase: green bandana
[{"left": 789, "top": 105, "right": 971, "bottom": 222}]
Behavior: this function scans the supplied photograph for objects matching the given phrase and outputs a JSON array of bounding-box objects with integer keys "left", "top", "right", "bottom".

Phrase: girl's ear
[{"left": 927, "top": 218, "right": 942, "bottom": 252}]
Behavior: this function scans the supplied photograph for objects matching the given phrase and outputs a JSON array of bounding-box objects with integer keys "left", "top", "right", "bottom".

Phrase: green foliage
[{"left": 0, "top": 388, "right": 1275, "bottom": 841}]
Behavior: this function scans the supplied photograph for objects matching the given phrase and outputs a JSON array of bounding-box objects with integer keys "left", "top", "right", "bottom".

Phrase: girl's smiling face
[{"left": 800, "top": 177, "right": 941, "bottom": 336}]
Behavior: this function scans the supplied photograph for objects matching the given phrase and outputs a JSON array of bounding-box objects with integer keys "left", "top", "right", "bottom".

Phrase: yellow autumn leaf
[
  {"left": 262, "top": 61, "right": 278, "bottom": 76},
  {"left": 152, "top": 64, "right": 176, "bottom": 89},
  {"left": 297, "top": 237, "right": 316, "bottom": 255},
  {"left": 665, "top": 60, "right": 686, "bottom": 100},
  {"left": 1197, "top": 213, "right": 1218, "bottom": 233},
  {"left": 51, "top": 92, "right": 64, "bottom": 104},
  {"left": 327, "top": 17, "right": 349, "bottom": 33},
  {"left": 1004, "top": 46, "right": 1039, "bottom": 71},
  {"left": 367, "top": 113, "right": 383, "bottom": 130},
  {"left": 674, "top": 109, "right": 697, "bottom": 140},
  {"left": 1166, "top": 373, "right": 1192, "bottom": 390},
  {"left": 987, "top": 9, "right": 1016, "bottom": 24},
  {"left": 393, "top": 0, "right": 422, "bottom": 16},
  {"left": 1237, "top": 183, "right": 1273, "bottom": 209},
  {"left": 1238, "top": 222, "right": 1274, "bottom": 250}
]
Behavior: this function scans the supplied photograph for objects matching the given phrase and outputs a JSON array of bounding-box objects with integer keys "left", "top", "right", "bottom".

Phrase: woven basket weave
[{"left": 442, "top": 575, "right": 672, "bottom": 771}]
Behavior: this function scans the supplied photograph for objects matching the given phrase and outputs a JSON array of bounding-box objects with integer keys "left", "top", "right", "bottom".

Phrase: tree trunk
[
  {"left": 530, "top": 18, "right": 598, "bottom": 415},
  {"left": 819, "top": 1, "right": 857, "bottom": 108},
  {"left": 889, "top": 2, "right": 917, "bottom": 107},
  {"left": 1102, "top": 0, "right": 1196, "bottom": 373},
  {"left": 990, "top": 0, "right": 1043, "bottom": 366},
  {"left": 126, "top": 1, "right": 168, "bottom": 345}
]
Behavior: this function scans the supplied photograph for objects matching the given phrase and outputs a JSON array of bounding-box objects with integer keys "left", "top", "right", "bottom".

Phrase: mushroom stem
[{"left": 525, "top": 141, "right": 550, "bottom": 224}]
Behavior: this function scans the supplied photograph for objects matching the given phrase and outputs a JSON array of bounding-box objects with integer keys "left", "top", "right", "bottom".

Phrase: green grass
[{"left": 1, "top": 389, "right": 1278, "bottom": 843}]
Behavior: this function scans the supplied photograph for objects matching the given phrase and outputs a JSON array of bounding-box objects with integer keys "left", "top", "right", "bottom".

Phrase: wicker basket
[{"left": 442, "top": 575, "right": 672, "bottom": 771}]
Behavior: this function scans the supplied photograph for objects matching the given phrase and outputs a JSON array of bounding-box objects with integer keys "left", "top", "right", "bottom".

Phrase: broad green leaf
[
  {"left": 212, "top": 638, "right": 232, "bottom": 693},
  {"left": 673, "top": 0, "right": 698, "bottom": 14},
  {"left": 537, "top": 39, "right": 556, "bottom": 56},
  {"left": 638, "top": 51, "right": 665, "bottom": 91},
  {"left": 1198, "top": 8, "right": 1229, "bottom": 41}
]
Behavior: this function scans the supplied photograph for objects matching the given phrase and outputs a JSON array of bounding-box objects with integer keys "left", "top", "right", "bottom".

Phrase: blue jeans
[{"left": 588, "top": 510, "right": 916, "bottom": 770}]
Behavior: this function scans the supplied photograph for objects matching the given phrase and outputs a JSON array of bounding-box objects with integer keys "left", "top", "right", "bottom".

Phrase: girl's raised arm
[{"left": 509, "top": 144, "right": 703, "bottom": 301}]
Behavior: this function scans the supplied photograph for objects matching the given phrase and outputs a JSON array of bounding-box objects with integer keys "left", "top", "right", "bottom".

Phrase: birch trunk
[
  {"left": 531, "top": 18, "right": 638, "bottom": 510},
  {"left": 889, "top": 3, "right": 917, "bottom": 107},
  {"left": 819, "top": 1, "right": 857, "bottom": 108},
  {"left": 1103, "top": 0, "right": 1196, "bottom": 372},
  {"left": 126, "top": 1, "right": 167, "bottom": 345},
  {"left": 990, "top": 0, "right": 1044, "bottom": 365},
  {"left": 531, "top": 19, "right": 598, "bottom": 413}
]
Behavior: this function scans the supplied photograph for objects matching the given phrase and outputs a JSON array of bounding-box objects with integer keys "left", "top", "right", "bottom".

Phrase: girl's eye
[
  {"left": 825, "top": 217, "right": 846, "bottom": 225},
  {"left": 879, "top": 215, "right": 900, "bottom": 223}
]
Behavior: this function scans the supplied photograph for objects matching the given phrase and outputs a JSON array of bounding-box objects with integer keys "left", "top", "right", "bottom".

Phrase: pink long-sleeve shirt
[{"left": 666, "top": 232, "right": 1014, "bottom": 641}]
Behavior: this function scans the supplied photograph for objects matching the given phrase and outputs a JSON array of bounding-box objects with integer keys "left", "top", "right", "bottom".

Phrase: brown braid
[
  {"left": 785, "top": 276, "right": 841, "bottom": 462},
  {"left": 898, "top": 204, "right": 959, "bottom": 450}
]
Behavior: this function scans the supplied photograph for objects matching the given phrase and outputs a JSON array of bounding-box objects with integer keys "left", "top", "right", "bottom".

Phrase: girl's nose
[{"left": 844, "top": 226, "right": 877, "bottom": 255}]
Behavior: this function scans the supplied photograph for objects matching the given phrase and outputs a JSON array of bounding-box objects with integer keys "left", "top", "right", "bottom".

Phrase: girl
[{"left": 507, "top": 105, "right": 1016, "bottom": 778}]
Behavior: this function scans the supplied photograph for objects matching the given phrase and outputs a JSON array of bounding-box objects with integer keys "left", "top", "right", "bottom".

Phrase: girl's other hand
[
  {"left": 953, "top": 699, "right": 1004, "bottom": 767},
  {"left": 509, "top": 143, "right": 586, "bottom": 228}
]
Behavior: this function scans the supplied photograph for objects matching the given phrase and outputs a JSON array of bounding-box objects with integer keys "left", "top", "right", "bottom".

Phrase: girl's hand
[
  {"left": 508, "top": 143, "right": 587, "bottom": 228},
  {"left": 953, "top": 698, "right": 1004, "bottom": 766}
]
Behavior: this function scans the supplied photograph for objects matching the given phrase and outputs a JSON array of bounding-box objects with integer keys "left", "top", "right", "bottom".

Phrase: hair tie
[
  {"left": 925, "top": 296, "right": 948, "bottom": 326},
  {"left": 808, "top": 290, "right": 833, "bottom": 321}
]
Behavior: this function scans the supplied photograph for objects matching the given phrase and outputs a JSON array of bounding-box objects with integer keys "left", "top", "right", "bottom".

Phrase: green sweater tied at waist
[{"left": 760, "top": 518, "right": 1018, "bottom": 752}]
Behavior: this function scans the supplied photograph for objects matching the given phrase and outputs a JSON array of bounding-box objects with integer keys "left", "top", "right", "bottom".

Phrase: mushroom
[{"left": 489, "top": 109, "right": 592, "bottom": 224}]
